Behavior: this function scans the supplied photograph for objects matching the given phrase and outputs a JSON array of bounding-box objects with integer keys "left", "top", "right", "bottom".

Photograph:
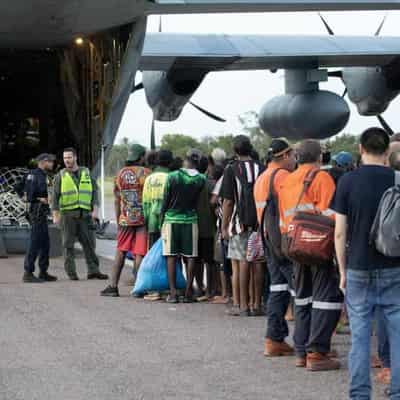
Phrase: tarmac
[{"left": 0, "top": 247, "right": 389, "bottom": 400}]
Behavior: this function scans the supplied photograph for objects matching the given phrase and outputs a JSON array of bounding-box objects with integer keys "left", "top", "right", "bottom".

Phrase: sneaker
[
  {"left": 100, "top": 285, "right": 119, "bottom": 297},
  {"left": 38, "top": 272, "right": 58, "bottom": 282},
  {"left": 87, "top": 272, "right": 108, "bottom": 280},
  {"left": 23, "top": 272, "right": 43, "bottom": 283},
  {"left": 264, "top": 338, "right": 294, "bottom": 357},
  {"left": 306, "top": 352, "right": 341, "bottom": 371},
  {"left": 68, "top": 274, "right": 79, "bottom": 281}
]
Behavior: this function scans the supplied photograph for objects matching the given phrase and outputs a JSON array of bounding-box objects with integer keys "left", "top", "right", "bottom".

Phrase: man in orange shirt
[
  {"left": 279, "top": 139, "right": 343, "bottom": 371},
  {"left": 254, "top": 138, "right": 297, "bottom": 357}
]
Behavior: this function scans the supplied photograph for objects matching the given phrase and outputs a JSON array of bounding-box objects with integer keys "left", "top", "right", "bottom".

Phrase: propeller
[
  {"left": 320, "top": 14, "right": 387, "bottom": 104},
  {"left": 150, "top": 118, "right": 156, "bottom": 150},
  {"left": 189, "top": 101, "right": 226, "bottom": 122},
  {"left": 377, "top": 114, "right": 395, "bottom": 136},
  {"left": 375, "top": 14, "right": 387, "bottom": 36},
  {"left": 158, "top": 16, "right": 162, "bottom": 33},
  {"left": 318, "top": 13, "right": 334, "bottom": 35},
  {"left": 131, "top": 82, "right": 144, "bottom": 93}
]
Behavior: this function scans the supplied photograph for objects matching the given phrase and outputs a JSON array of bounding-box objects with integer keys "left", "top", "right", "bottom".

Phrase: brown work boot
[
  {"left": 306, "top": 352, "right": 341, "bottom": 371},
  {"left": 296, "top": 356, "right": 307, "bottom": 368},
  {"left": 264, "top": 338, "right": 294, "bottom": 357},
  {"left": 376, "top": 368, "right": 391, "bottom": 385}
]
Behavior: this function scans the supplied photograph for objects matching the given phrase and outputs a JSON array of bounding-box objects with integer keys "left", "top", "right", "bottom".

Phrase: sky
[{"left": 116, "top": 10, "right": 400, "bottom": 147}]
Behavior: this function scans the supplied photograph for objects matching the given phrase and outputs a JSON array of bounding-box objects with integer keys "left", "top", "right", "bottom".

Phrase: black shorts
[{"left": 198, "top": 238, "right": 215, "bottom": 264}]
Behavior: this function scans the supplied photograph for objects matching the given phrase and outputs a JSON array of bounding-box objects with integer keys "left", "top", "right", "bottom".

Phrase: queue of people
[{"left": 21, "top": 128, "right": 400, "bottom": 400}]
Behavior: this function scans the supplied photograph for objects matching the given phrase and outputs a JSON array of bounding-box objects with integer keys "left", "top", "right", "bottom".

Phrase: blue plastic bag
[{"left": 132, "top": 238, "right": 186, "bottom": 294}]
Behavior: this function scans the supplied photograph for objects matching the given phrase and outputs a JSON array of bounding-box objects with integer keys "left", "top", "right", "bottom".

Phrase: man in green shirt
[
  {"left": 161, "top": 149, "right": 206, "bottom": 303},
  {"left": 143, "top": 150, "right": 173, "bottom": 249},
  {"left": 52, "top": 147, "right": 108, "bottom": 281}
]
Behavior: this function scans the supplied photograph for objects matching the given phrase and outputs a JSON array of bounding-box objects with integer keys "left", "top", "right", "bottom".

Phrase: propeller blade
[
  {"left": 318, "top": 13, "right": 335, "bottom": 35},
  {"left": 377, "top": 115, "right": 395, "bottom": 136},
  {"left": 328, "top": 70, "right": 343, "bottom": 78},
  {"left": 150, "top": 118, "right": 156, "bottom": 150},
  {"left": 189, "top": 102, "right": 226, "bottom": 122},
  {"left": 158, "top": 16, "right": 162, "bottom": 33},
  {"left": 375, "top": 14, "right": 387, "bottom": 36},
  {"left": 131, "top": 82, "right": 144, "bottom": 93},
  {"left": 342, "top": 88, "right": 348, "bottom": 98}
]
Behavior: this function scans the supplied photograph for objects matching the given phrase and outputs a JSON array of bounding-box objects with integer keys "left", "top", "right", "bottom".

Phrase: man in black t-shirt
[{"left": 333, "top": 128, "right": 400, "bottom": 399}]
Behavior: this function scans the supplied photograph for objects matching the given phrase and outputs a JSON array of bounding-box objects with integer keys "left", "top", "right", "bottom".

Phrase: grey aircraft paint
[
  {"left": 1, "top": 1, "right": 400, "bottom": 48},
  {"left": 139, "top": 33, "right": 400, "bottom": 138}
]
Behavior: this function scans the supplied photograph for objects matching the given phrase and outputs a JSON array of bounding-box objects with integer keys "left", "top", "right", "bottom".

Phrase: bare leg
[
  {"left": 110, "top": 249, "right": 127, "bottom": 287},
  {"left": 254, "top": 262, "right": 265, "bottom": 311},
  {"left": 167, "top": 256, "right": 177, "bottom": 298},
  {"left": 195, "top": 260, "right": 205, "bottom": 294},
  {"left": 239, "top": 260, "right": 250, "bottom": 311},
  {"left": 133, "top": 254, "right": 144, "bottom": 276},
  {"left": 249, "top": 265, "right": 255, "bottom": 311},
  {"left": 214, "top": 265, "right": 222, "bottom": 296},
  {"left": 205, "top": 262, "right": 214, "bottom": 298},
  {"left": 231, "top": 260, "right": 240, "bottom": 307},
  {"left": 185, "top": 257, "right": 196, "bottom": 298},
  {"left": 220, "top": 270, "right": 227, "bottom": 298}
]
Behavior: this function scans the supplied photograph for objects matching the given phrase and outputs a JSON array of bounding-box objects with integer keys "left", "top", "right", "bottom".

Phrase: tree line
[{"left": 105, "top": 112, "right": 360, "bottom": 177}]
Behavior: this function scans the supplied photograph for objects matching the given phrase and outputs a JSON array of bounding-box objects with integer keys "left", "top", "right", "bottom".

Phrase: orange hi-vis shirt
[
  {"left": 254, "top": 162, "right": 290, "bottom": 225},
  {"left": 278, "top": 164, "right": 336, "bottom": 234}
]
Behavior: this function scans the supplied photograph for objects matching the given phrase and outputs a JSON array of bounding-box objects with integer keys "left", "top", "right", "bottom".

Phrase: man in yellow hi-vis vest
[{"left": 52, "top": 147, "right": 108, "bottom": 281}]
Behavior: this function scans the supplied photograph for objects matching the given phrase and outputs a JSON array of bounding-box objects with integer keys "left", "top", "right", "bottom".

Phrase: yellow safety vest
[{"left": 60, "top": 168, "right": 93, "bottom": 212}]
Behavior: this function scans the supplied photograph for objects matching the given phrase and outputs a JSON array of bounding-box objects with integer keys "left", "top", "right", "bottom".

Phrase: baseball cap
[
  {"left": 36, "top": 153, "right": 56, "bottom": 162},
  {"left": 332, "top": 151, "right": 353, "bottom": 168},
  {"left": 127, "top": 144, "right": 146, "bottom": 162},
  {"left": 268, "top": 138, "right": 292, "bottom": 158}
]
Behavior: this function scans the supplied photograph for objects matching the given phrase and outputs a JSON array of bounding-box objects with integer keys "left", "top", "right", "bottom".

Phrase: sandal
[
  {"left": 249, "top": 308, "right": 265, "bottom": 317},
  {"left": 182, "top": 296, "right": 197, "bottom": 303},
  {"left": 227, "top": 305, "right": 241, "bottom": 316},
  {"left": 166, "top": 295, "right": 179, "bottom": 304},
  {"left": 211, "top": 296, "right": 230, "bottom": 305}
]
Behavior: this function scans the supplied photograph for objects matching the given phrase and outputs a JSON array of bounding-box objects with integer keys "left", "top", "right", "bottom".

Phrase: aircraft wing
[
  {"left": 146, "top": 0, "right": 400, "bottom": 14},
  {"left": 140, "top": 33, "right": 400, "bottom": 70}
]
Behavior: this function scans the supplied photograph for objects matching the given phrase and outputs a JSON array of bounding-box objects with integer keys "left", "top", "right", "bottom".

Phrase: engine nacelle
[
  {"left": 259, "top": 90, "right": 350, "bottom": 140},
  {"left": 142, "top": 69, "right": 206, "bottom": 121},
  {"left": 342, "top": 67, "right": 400, "bottom": 116}
]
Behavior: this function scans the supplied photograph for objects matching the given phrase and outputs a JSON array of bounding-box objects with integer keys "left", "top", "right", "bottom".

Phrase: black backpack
[
  {"left": 232, "top": 160, "right": 260, "bottom": 229},
  {"left": 261, "top": 168, "right": 285, "bottom": 259}
]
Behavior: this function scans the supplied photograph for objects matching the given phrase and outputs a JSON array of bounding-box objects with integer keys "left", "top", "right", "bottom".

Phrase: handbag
[
  {"left": 246, "top": 230, "right": 264, "bottom": 262},
  {"left": 281, "top": 169, "right": 335, "bottom": 266}
]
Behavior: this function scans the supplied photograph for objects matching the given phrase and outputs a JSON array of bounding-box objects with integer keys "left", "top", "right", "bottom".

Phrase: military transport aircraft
[
  {"left": 138, "top": 14, "right": 400, "bottom": 141},
  {"left": 1, "top": 0, "right": 400, "bottom": 171}
]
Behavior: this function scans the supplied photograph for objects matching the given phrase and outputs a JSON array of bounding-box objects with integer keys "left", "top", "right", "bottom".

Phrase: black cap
[
  {"left": 157, "top": 149, "right": 173, "bottom": 165},
  {"left": 268, "top": 138, "right": 292, "bottom": 158},
  {"left": 36, "top": 153, "right": 56, "bottom": 162}
]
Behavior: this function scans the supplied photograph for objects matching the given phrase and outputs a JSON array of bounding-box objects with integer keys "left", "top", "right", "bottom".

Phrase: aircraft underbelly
[{"left": 0, "top": 0, "right": 143, "bottom": 48}]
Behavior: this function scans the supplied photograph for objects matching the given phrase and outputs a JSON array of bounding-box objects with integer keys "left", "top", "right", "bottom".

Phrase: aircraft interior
[{"left": 0, "top": 25, "right": 131, "bottom": 169}]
